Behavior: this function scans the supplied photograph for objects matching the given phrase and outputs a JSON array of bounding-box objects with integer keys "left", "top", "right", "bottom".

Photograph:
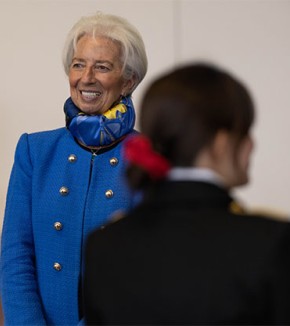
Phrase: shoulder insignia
[{"left": 229, "top": 200, "right": 246, "bottom": 215}]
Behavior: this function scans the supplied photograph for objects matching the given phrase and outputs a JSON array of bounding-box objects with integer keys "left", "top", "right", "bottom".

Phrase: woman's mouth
[{"left": 81, "top": 91, "right": 102, "bottom": 100}]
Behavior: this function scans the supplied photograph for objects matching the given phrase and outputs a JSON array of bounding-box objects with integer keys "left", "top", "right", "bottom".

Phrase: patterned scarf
[{"left": 64, "top": 96, "right": 135, "bottom": 148}]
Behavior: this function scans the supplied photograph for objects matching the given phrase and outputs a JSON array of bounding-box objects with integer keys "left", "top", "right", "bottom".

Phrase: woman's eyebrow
[{"left": 72, "top": 57, "right": 113, "bottom": 65}]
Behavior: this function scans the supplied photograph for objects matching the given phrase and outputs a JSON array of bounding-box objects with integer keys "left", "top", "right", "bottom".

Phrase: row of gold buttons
[
  {"left": 53, "top": 155, "right": 119, "bottom": 271},
  {"left": 54, "top": 221, "right": 62, "bottom": 270},
  {"left": 68, "top": 154, "right": 119, "bottom": 167},
  {"left": 59, "top": 187, "right": 114, "bottom": 198}
]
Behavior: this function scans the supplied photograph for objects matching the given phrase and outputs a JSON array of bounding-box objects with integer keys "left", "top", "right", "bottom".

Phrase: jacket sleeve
[{"left": 1, "top": 133, "right": 47, "bottom": 325}]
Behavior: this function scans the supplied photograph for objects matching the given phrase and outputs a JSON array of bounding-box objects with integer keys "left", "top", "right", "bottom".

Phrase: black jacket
[{"left": 84, "top": 181, "right": 290, "bottom": 325}]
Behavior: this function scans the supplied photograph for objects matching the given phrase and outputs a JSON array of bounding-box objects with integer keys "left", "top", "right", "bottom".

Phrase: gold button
[
  {"left": 59, "top": 187, "right": 69, "bottom": 196},
  {"left": 105, "top": 189, "right": 114, "bottom": 199},
  {"left": 53, "top": 262, "right": 62, "bottom": 271},
  {"left": 54, "top": 222, "right": 63, "bottom": 231},
  {"left": 68, "top": 154, "right": 77, "bottom": 163},
  {"left": 109, "top": 157, "right": 119, "bottom": 166}
]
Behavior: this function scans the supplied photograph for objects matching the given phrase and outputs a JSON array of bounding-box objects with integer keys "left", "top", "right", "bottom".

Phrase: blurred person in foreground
[
  {"left": 0, "top": 11, "right": 147, "bottom": 325},
  {"left": 84, "top": 62, "right": 290, "bottom": 325}
]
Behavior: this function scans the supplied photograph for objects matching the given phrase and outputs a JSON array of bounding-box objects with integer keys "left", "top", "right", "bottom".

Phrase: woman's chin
[{"left": 79, "top": 104, "right": 102, "bottom": 115}]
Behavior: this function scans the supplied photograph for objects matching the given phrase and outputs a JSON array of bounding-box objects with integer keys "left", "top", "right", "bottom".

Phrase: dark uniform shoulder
[
  {"left": 229, "top": 200, "right": 290, "bottom": 222},
  {"left": 249, "top": 207, "right": 290, "bottom": 222}
]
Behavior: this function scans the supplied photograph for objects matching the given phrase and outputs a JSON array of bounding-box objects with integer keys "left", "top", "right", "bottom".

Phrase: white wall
[{"left": 1, "top": 0, "right": 290, "bottom": 231}]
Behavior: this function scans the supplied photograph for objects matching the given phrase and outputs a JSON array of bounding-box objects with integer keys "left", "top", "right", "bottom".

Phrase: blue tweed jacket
[{"left": 1, "top": 127, "right": 137, "bottom": 325}]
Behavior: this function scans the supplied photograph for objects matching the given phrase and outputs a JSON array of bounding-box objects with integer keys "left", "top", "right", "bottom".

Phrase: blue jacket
[{"left": 1, "top": 127, "right": 137, "bottom": 325}]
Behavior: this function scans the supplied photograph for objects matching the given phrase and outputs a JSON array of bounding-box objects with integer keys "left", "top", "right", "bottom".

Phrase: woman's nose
[{"left": 82, "top": 67, "right": 96, "bottom": 83}]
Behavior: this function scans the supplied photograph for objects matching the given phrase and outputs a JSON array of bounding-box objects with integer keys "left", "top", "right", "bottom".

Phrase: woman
[
  {"left": 1, "top": 12, "right": 147, "bottom": 325},
  {"left": 84, "top": 63, "right": 290, "bottom": 325}
]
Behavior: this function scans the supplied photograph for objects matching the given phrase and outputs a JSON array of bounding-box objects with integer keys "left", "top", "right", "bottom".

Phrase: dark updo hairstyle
[{"left": 127, "top": 62, "right": 255, "bottom": 190}]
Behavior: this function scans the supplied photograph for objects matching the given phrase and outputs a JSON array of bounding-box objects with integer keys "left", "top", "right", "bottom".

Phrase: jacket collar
[{"left": 144, "top": 180, "right": 233, "bottom": 212}]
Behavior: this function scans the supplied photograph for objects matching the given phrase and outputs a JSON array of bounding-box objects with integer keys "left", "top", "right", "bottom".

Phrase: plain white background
[{"left": 1, "top": 0, "right": 290, "bottom": 231}]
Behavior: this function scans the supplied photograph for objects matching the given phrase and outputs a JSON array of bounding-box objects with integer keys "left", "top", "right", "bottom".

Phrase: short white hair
[{"left": 62, "top": 12, "right": 148, "bottom": 93}]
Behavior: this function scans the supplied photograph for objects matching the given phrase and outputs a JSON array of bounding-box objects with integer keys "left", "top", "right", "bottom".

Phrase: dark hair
[{"left": 127, "top": 62, "right": 255, "bottom": 189}]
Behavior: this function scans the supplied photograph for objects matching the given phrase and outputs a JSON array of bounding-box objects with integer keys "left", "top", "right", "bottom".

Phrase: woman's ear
[
  {"left": 194, "top": 130, "right": 231, "bottom": 169},
  {"left": 238, "top": 135, "right": 254, "bottom": 174},
  {"left": 208, "top": 130, "right": 238, "bottom": 188},
  {"left": 122, "top": 75, "right": 136, "bottom": 96},
  {"left": 214, "top": 130, "right": 254, "bottom": 188},
  {"left": 211, "top": 130, "right": 233, "bottom": 161}
]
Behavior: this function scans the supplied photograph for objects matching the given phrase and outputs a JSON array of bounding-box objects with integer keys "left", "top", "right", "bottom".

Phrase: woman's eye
[
  {"left": 72, "top": 63, "right": 84, "bottom": 69},
  {"left": 95, "top": 65, "right": 110, "bottom": 72}
]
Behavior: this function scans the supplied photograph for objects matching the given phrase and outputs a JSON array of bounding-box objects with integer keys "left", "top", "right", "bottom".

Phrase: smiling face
[{"left": 69, "top": 35, "right": 134, "bottom": 115}]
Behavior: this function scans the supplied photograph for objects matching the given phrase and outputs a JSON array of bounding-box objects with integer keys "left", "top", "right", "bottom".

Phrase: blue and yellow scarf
[{"left": 64, "top": 96, "right": 135, "bottom": 148}]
